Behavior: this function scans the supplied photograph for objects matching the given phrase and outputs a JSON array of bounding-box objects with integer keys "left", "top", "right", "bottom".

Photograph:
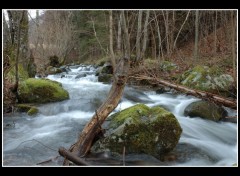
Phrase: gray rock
[
  {"left": 184, "top": 100, "right": 227, "bottom": 121},
  {"left": 75, "top": 73, "right": 87, "bottom": 79}
]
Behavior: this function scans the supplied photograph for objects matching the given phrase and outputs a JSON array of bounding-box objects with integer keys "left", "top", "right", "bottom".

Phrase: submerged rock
[
  {"left": 184, "top": 100, "right": 227, "bottom": 121},
  {"left": 18, "top": 78, "right": 69, "bottom": 104},
  {"left": 75, "top": 73, "right": 87, "bottom": 79},
  {"left": 91, "top": 104, "right": 182, "bottom": 160},
  {"left": 16, "top": 104, "right": 39, "bottom": 116}
]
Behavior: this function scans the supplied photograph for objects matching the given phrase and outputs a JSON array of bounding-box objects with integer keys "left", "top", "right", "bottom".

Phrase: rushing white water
[{"left": 3, "top": 65, "right": 237, "bottom": 166}]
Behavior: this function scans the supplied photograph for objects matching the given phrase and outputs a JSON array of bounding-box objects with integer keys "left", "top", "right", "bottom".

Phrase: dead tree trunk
[
  {"left": 131, "top": 75, "right": 237, "bottom": 109},
  {"left": 61, "top": 57, "right": 130, "bottom": 165}
]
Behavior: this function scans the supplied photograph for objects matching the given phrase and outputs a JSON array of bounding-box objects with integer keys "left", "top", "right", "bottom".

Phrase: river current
[{"left": 3, "top": 65, "right": 237, "bottom": 166}]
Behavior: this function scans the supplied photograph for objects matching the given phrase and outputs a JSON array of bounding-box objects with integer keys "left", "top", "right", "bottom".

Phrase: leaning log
[
  {"left": 62, "top": 57, "right": 130, "bottom": 165},
  {"left": 131, "top": 75, "right": 237, "bottom": 109}
]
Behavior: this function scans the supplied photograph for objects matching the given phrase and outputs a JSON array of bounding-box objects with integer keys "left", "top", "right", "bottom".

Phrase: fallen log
[
  {"left": 59, "top": 147, "right": 89, "bottom": 166},
  {"left": 130, "top": 75, "right": 237, "bottom": 109}
]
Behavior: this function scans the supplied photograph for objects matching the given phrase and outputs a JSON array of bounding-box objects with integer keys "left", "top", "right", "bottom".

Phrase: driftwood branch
[
  {"left": 130, "top": 75, "right": 237, "bottom": 109},
  {"left": 59, "top": 147, "right": 89, "bottom": 166}
]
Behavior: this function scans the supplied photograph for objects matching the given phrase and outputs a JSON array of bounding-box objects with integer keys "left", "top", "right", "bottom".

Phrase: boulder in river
[
  {"left": 98, "top": 74, "right": 113, "bottom": 83},
  {"left": 18, "top": 78, "right": 69, "bottom": 104},
  {"left": 184, "top": 100, "right": 227, "bottom": 121},
  {"left": 91, "top": 104, "right": 182, "bottom": 160}
]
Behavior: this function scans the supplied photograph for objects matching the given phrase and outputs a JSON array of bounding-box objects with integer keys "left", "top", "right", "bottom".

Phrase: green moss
[
  {"left": 109, "top": 104, "right": 150, "bottom": 129},
  {"left": 18, "top": 78, "right": 69, "bottom": 103},
  {"left": 27, "top": 107, "right": 39, "bottom": 116}
]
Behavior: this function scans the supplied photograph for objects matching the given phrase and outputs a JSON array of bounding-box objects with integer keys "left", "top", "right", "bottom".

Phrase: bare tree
[
  {"left": 231, "top": 11, "right": 236, "bottom": 83},
  {"left": 154, "top": 11, "right": 163, "bottom": 60},
  {"left": 136, "top": 10, "right": 143, "bottom": 61},
  {"left": 141, "top": 10, "right": 150, "bottom": 59},
  {"left": 117, "top": 12, "right": 122, "bottom": 55},
  {"left": 173, "top": 11, "right": 190, "bottom": 49},
  {"left": 109, "top": 10, "right": 116, "bottom": 72},
  {"left": 194, "top": 10, "right": 199, "bottom": 61},
  {"left": 29, "top": 11, "right": 75, "bottom": 66}
]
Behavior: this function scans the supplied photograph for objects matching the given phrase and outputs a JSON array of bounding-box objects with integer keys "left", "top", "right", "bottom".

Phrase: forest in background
[{"left": 3, "top": 10, "right": 237, "bottom": 113}]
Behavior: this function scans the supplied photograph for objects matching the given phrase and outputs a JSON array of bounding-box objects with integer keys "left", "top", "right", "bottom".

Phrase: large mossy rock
[
  {"left": 18, "top": 78, "right": 69, "bottom": 103},
  {"left": 184, "top": 100, "right": 227, "bottom": 121},
  {"left": 91, "top": 104, "right": 182, "bottom": 159},
  {"left": 179, "top": 65, "right": 234, "bottom": 96}
]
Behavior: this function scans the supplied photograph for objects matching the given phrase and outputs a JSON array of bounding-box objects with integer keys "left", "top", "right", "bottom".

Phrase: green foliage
[{"left": 18, "top": 78, "right": 69, "bottom": 103}]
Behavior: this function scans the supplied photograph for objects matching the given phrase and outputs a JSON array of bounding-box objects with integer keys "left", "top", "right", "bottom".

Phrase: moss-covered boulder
[
  {"left": 179, "top": 65, "right": 234, "bottom": 96},
  {"left": 18, "top": 78, "right": 69, "bottom": 103},
  {"left": 98, "top": 74, "right": 113, "bottom": 83},
  {"left": 91, "top": 104, "right": 182, "bottom": 159},
  {"left": 184, "top": 100, "right": 227, "bottom": 121},
  {"left": 16, "top": 104, "right": 39, "bottom": 116}
]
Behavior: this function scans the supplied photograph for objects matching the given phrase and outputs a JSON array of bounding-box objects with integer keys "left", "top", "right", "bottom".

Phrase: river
[{"left": 3, "top": 65, "right": 237, "bottom": 166}]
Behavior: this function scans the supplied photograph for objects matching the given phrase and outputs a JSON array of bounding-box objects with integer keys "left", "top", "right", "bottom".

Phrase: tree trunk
[
  {"left": 173, "top": 11, "right": 190, "bottom": 49},
  {"left": 131, "top": 75, "right": 237, "bottom": 109},
  {"left": 109, "top": 10, "right": 116, "bottom": 72},
  {"left": 231, "top": 11, "right": 236, "bottom": 83},
  {"left": 162, "top": 11, "right": 170, "bottom": 56},
  {"left": 136, "top": 10, "right": 143, "bottom": 61},
  {"left": 117, "top": 13, "right": 122, "bottom": 55},
  {"left": 122, "top": 11, "right": 130, "bottom": 58},
  {"left": 214, "top": 11, "right": 218, "bottom": 55},
  {"left": 141, "top": 10, "right": 150, "bottom": 59},
  {"left": 154, "top": 11, "right": 163, "bottom": 60},
  {"left": 150, "top": 23, "right": 156, "bottom": 59},
  {"left": 194, "top": 10, "right": 199, "bottom": 61}
]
